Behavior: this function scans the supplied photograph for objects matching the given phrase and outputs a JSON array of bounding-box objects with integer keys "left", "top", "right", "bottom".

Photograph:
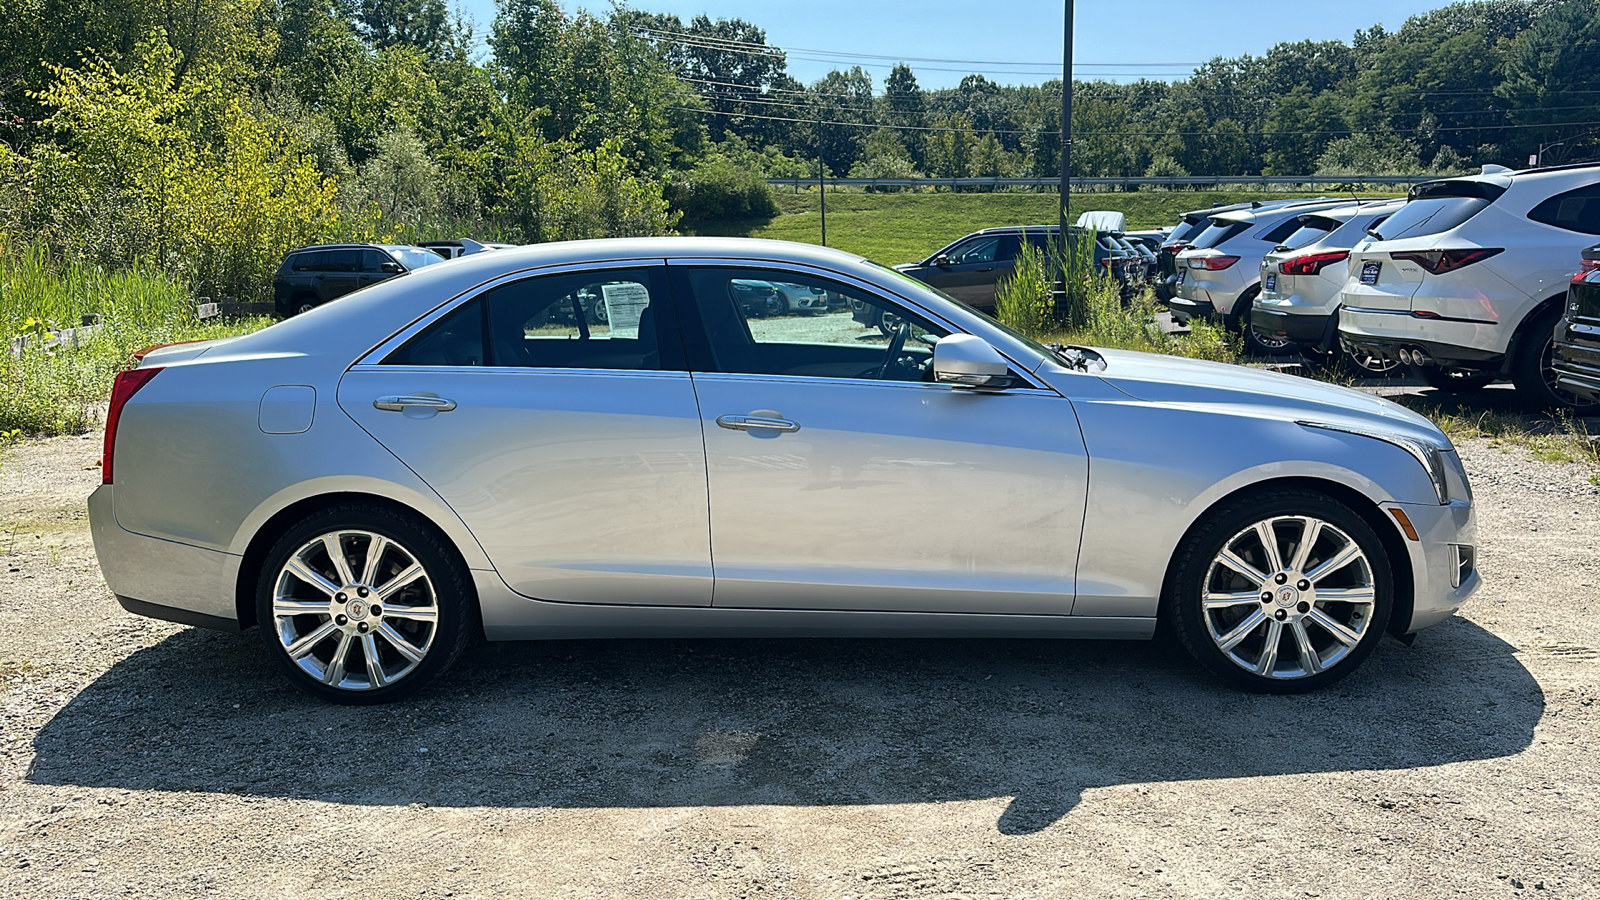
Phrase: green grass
[{"left": 693, "top": 190, "right": 1398, "bottom": 265}]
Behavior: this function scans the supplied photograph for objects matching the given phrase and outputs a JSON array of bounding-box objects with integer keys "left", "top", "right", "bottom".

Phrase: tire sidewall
[
  {"left": 255, "top": 503, "right": 475, "bottom": 705},
  {"left": 1169, "top": 490, "right": 1395, "bottom": 693},
  {"left": 1512, "top": 306, "right": 1600, "bottom": 414}
]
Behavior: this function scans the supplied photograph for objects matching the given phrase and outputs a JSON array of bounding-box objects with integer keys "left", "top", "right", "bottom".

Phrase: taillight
[
  {"left": 1190, "top": 255, "right": 1241, "bottom": 271},
  {"left": 1571, "top": 258, "right": 1600, "bottom": 284},
  {"left": 1162, "top": 243, "right": 1191, "bottom": 254},
  {"left": 1390, "top": 248, "right": 1503, "bottom": 275},
  {"left": 102, "top": 367, "right": 163, "bottom": 484},
  {"left": 1278, "top": 250, "right": 1350, "bottom": 276}
]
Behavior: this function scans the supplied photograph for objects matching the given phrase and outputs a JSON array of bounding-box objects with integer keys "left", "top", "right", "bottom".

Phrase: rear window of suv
[
  {"left": 1527, "top": 183, "right": 1600, "bottom": 234},
  {"left": 1374, "top": 180, "right": 1507, "bottom": 241},
  {"left": 1189, "top": 219, "right": 1250, "bottom": 249}
]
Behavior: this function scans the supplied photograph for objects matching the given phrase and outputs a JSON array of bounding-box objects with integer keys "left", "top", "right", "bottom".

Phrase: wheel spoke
[
  {"left": 377, "top": 562, "right": 425, "bottom": 601},
  {"left": 273, "top": 598, "right": 329, "bottom": 618},
  {"left": 1204, "top": 590, "right": 1263, "bottom": 610},
  {"left": 382, "top": 604, "right": 438, "bottom": 623},
  {"left": 359, "top": 535, "right": 389, "bottom": 587},
  {"left": 1217, "top": 549, "right": 1269, "bottom": 588},
  {"left": 323, "top": 632, "right": 353, "bottom": 684},
  {"left": 1254, "top": 618, "right": 1284, "bottom": 675},
  {"left": 360, "top": 634, "right": 387, "bottom": 687},
  {"left": 287, "top": 621, "right": 337, "bottom": 660},
  {"left": 1289, "top": 518, "right": 1322, "bottom": 573},
  {"left": 285, "top": 558, "right": 339, "bottom": 596},
  {"left": 1217, "top": 608, "right": 1268, "bottom": 652},
  {"left": 1290, "top": 620, "right": 1322, "bottom": 674},
  {"left": 378, "top": 622, "right": 426, "bottom": 664},
  {"left": 1308, "top": 607, "right": 1364, "bottom": 648},
  {"left": 1314, "top": 587, "right": 1376, "bottom": 607},
  {"left": 323, "top": 534, "right": 357, "bottom": 586},
  {"left": 1306, "top": 540, "right": 1363, "bottom": 584},
  {"left": 1254, "top": 521, "right": 1284, "bottom": 574}
]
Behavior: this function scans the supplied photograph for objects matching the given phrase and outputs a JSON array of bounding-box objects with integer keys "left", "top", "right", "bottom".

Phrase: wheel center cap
[
  {"left": 347, "top": 599, "right": 369, "bottom": 620},
  {"left": 1275, "top": 586, "right": 1300, "bottom": 608}
]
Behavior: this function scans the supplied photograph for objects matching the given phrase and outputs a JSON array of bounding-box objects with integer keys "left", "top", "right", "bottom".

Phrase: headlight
[{"left": 1298, "top": 421, "right": 1453, "bottom": 505}]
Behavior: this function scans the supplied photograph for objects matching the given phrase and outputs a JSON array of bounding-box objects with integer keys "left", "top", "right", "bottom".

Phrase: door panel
[
  {"left": 340, "top": 369, "right": 712, "bottom": 606},
  {"left": 692, "top": 376, "right": 1087, "bottom": 614}
]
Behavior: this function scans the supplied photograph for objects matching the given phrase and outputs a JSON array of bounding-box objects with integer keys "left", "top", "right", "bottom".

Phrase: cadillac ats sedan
[{"left": 90, "top": 238, "right": 1479, "bottom": 703}]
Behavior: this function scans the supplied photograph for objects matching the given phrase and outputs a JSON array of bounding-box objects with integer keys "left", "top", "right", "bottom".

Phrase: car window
[
  {"left": 1527, "top": 183, "right": 1600, "bottom": 235},
  {"left": 383, "top": 268, "right": 669, "bottom": 370},
  {"left": 681, "top": 267, "right": 950, "bottom": 383},
  {"left": 361, "top": 250, "right": 392, "bottom": 273},
  {"left": 1258, "top": 215, "right": 1315, "bottom": 245},
  {"left": 1189, "top": 219, "right": 1249, "bottom": 249},
  {"left": 1374, "top": 181, "right": 1506, "bottom": 241},
  {"left": 948, "top": 236, "right": 1001, "bottom": 265},
  {"left": 324, "top": 249, "right": 361, "bottom": 273},
  {"left": 291, "top": 251, "right": 328, "bottom": 272}
]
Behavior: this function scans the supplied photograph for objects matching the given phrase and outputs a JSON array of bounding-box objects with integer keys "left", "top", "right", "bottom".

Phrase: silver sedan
[{"left": 90, "top": 238, "right": 1479, "bottom": 703}]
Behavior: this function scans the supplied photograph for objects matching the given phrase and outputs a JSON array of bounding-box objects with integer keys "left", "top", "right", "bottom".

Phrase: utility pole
[
  {"left": 1055, "top": 0, "right": 1075, "bottom": 317},
  {"left": 818, "top": 119, "right": 828, "bottom": 247}
]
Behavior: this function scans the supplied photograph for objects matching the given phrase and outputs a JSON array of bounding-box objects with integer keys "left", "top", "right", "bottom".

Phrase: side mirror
[
  {"left": 380, "top": 261, "right": 402, "bottom": 274},
  {"left": 933, "top": 334, "right": 1019, "bottom": 391},
  {"left": 933, "top": 254, "right": 952, "bottom": 268}
]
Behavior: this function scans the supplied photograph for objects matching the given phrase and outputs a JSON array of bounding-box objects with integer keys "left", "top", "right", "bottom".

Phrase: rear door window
[
  {"left": 1527, "top": 183, "right": 1600, "bottom": 235},
  {"left": 291, "top": 251, "right": 328, "bottom": 272},
  {"left": 324, "top": 249, "right": 361, "bottom": 273}
]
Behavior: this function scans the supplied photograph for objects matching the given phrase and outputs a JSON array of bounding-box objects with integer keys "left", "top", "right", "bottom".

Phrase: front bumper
[
  {"left": 1385, "top": 498, "right": 1479, "bottom": 633},
  {"left": 89, "top": 485, "right": 244, "bottom": 631}
]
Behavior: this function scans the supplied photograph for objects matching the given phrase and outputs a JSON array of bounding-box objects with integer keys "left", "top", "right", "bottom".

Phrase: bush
[
  {"left": 667, "top": 156, "right": 779, "bottom": 227},
  {"left": 994, "top": 243, "right": 1055, "bottom": 337}
]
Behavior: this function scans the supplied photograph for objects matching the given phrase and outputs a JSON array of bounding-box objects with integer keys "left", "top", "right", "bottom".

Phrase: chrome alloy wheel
[
  {"left": 1201, "top": 516, "right": 1376, "bottom": 680},
  {"left": 271, "top": 530, "right": 440, "bottom": 691}
]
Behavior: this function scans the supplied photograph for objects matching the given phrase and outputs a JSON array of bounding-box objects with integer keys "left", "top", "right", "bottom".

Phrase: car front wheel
[
  {"left": 255, "top": 503, "right": 475, "bottom": 704},
  {"left": 1169, "top": 489, "right": 1393, "bottom": 693}
]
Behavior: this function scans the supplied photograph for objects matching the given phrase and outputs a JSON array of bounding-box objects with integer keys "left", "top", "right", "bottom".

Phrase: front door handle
[
  {"left": 374, "top": 395, "right": 457, "bottom": 412},
  {"left": 716, "top": 414, "right": 799, "bottom": 433}
]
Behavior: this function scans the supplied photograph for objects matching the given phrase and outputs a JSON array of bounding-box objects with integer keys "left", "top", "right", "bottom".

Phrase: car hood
[{"left": 1058, "top": 348, "right": 1448, "bottom": 445}]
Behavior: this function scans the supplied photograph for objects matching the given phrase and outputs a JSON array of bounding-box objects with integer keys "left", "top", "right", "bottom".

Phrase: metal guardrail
[{"left": 766, "top": 175, "right": 1428, "bottom": 189}]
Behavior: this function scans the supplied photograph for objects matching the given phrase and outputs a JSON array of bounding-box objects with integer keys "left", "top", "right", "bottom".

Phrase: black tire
[
  {"left": 1168, "top": 488, "right": 1394, "bottom": 694},
  {"left": 255, "top": 502, "right": 476, "bottom": 704},
  {"left": 1509, "top": 306, "right": 1600, "bottom": 414},
  {"left": 1418, "top": 366, "right": 1496, "bottom": 393},
  {"left": 293, "top": 294, "right": 318, "bottom": 316}
]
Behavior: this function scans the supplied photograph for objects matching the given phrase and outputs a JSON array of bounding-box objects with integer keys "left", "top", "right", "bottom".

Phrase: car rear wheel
[
  {"left": 293, "top": 295, "right": 317, "bottom": 315},
  {"left": 255, "top": 503, "right": 475, "bottom": 704},
  {"left": 1510, "top": 306, "right": 1600, "bottom": 414},
  {"left": 1169, "top": 489, "right": 1393, "bottom": 693}
]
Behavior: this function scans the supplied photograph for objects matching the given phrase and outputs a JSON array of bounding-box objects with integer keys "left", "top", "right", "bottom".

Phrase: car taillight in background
[
  {"left": 1189, "top": 255, "right": 1241, "bottom": 271},
  {"left": 102, "top": 367, "right": 163, "bottom": 484},
  {"left": 1389, "top": 248, "right": 1503, "bottom": 275},
  {"left": 1278, "top": 250, "right": 1350, "bottom": 276},
  {"left": 1571, "top": 258, "right": 1600, "bottom": 284}
]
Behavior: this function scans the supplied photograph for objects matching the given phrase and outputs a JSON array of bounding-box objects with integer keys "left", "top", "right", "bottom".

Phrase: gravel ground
[{"left": 1, "top": 427, "right": 1597, "bottom": 899}]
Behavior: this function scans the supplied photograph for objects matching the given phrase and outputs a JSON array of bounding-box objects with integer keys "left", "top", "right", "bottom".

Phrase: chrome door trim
[
  {"left": 664, "top": 257, "right": 1057, "bottom": 393},
  {"left": 373, "top": 394, "right": 457, "bottom": 412},
  {"left": 715, "top": 414, "right": 801, "bottom": 433},
  {"left": 352, "top": 258, "right": 671, "bottom": 368}
]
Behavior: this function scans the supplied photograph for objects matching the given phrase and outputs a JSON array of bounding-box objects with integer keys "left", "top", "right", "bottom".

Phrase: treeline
[{"left": 1, "top": 0, "right": 1598, "bottom": 303}]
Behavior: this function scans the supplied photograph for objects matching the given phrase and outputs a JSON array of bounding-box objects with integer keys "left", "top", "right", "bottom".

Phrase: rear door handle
[
  {"left": 716, "top": 414, "right": 799, "bottom": 433},
  {"left": 374, "top": 395, "right": 457, "bottom": 412}
]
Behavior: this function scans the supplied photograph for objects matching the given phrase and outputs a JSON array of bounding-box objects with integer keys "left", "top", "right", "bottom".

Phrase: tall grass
[{"left": 0, "top": 242, "right": 267, "bottom": 438}]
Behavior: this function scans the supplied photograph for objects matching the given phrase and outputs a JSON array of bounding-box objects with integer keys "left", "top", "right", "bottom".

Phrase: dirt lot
[{"left": 2, "top": 425, "right": 1598, "bottom": 899}]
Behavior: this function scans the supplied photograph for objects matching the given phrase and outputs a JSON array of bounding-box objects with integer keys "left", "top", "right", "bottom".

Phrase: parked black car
[
  {"left": 895, "top": 225, "right": 1133, "bottom": 310},
  {"left": 1553, "top": 243, "right": 1600, "bottom": 404},
  {"left": 273, "top": 243, "right": 446, "bottom": 317}
]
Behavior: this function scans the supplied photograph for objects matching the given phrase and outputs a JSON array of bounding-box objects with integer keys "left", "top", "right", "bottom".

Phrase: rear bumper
[
  {"left": 1166, "top": 295, "right": 1215, "bottom": 322},
  {"left": 1338, "top": 307, "right": 1504, "bottom": 368},
  {"left": 1251, "top": 306, "right": 1336, "bottom": 348},
  {"left": 1553, "top": 319, "right": 1600, "bottom": 403},
  {"left": 90, "top": 485, "right": 243, "bottom": 631}
]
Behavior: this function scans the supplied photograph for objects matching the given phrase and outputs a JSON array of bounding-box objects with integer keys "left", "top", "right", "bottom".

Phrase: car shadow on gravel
[{"left": 30, "top": 617, "right": 1541, "bottom": 834}]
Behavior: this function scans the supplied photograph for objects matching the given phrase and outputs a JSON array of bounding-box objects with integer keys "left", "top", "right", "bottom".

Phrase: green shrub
[
  {"left": 994, "top": 242, "right": 1055, "bottom": 337},
  {"left": 667, "top": 156, "right": 779, "bottom": 227}
]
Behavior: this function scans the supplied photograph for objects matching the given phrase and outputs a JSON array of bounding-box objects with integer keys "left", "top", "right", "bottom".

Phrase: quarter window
[{"left": 1528, "top": 183, "right": 1600, "bottom": 235}]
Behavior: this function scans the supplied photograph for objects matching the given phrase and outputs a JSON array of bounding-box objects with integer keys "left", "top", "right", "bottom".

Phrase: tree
[
  {"left": 622, "top": 12, "right": 789, "bottom": 143},
  {"left": 357, "top": 0, "right": 451, "bottom": 56},
  {"left": 882, "top": 63, "right": 927, "bottom": 166},
  {"left": 1498, "top": 0, "right": 1600, "bottom": 163}
]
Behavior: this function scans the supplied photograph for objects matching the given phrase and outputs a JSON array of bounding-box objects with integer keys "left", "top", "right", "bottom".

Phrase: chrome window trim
[
  {"left": 664, "top": 257, "right": 1056, "bottom": 393},
  {"left": 352, "top": 258, "right": 670, "bottom": 368}
]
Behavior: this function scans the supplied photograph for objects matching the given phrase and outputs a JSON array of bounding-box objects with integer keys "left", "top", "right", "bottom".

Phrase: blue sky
[{"left": 454, "top": 0, "right": 1452, "bottom": 91}]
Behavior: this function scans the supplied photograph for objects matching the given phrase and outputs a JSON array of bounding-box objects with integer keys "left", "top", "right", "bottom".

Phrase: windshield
[{"left": 389, "top": 247, "right": 448, "bottom": 270}]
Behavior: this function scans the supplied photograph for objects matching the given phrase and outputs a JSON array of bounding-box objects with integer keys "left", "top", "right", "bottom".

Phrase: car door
[
  {"left": 317, "top": 249, "right": 363, "bottom": 300},
  {"left": 671, "top": 262, "right": 1089, "bottom": 615},
  {"left": 337, "top": 263, "right": 713, "bottom": 607},
  {"left": 359, "top": 249, "right": 397, "bottom": 288},
  {"left": 917, "top": 235, "right": 1016, "bottom": 306}
]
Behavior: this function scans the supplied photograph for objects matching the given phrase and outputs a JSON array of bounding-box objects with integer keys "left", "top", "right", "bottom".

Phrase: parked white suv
[
  {"left": 1171, "top": 198, "right": 1362, "bottom": 355},
  {"left": 1338, "top": 164, "right": 1600, "bottom": 411},
  {"left": 1252, "top": 199, "right": 1406, "bottom": 373}
]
